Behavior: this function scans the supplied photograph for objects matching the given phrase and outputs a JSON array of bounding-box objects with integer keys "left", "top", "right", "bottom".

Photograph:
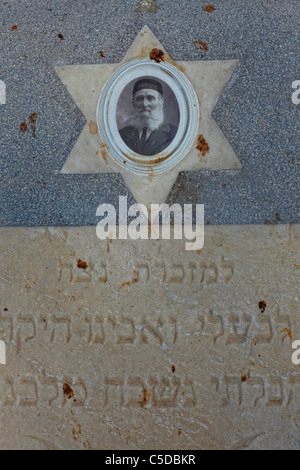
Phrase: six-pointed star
[{"left": 55, "top": 26, "right": 241, "bottom": 205}]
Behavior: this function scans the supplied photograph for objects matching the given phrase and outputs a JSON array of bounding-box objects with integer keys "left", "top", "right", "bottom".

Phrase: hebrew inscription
[
  {"left": 0, "top": 308, "right": 294, "bottom": 352},
  {"left": 0, "top": 225, "right": 298, "bottom": 450}
]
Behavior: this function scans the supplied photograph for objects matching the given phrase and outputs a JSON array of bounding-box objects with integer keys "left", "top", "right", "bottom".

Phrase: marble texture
[{"left": 0, "top": 224, "right": 299, "bottom": 449}]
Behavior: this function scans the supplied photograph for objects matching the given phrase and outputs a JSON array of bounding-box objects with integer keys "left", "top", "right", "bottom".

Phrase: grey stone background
[{"left": 0, "top": 0, "right": 299, "bottom": 226}]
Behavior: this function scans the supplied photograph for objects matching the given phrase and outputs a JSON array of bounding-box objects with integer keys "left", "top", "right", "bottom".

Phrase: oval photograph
[{"left": 116, "top": 76, "right": 180, "bottom": 156}]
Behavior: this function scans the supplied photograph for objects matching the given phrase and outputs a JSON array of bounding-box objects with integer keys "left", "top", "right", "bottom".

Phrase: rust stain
[
  {"left": 63, "top": 383, "right": 74, "bottom": 399},
  {"left": 120, "top": 281, "right": 131, "bottom": 288},
  {"left": 143, "top": 46, "right": 185, "bottom": 72},
  {"left": 140, "top": 388, "right": 150, "bottom": 407},
  {"left": 203, "top": 4, "right": 215, "bottom": 13},
  {"left": 148, "top": 166, "right": 154, "bottom": 182},
  {"left": 177, "top": 428, "right": 182, "bottom": 436},
  {"left": 29, "top": 113, "right": 37, "bottom": 138},
  {"left": 280, "top": 328, "right": 292, "bottom": 343},
  {"left": 83, "top": 440, "right": 92, "bottom": 450},
  {"left": 58, "top": 33, "right": 64, "bottom": 40},
  {"left": 99, "top": 50, "right": 105, "bottom": 58},
  {"left": 194, "top": 39, "right": 208, "bottom": 51},
  {"left": 132, "top": 270, "right": 138, "bottom": 283},
  {"left": 196, "top": 134, "right": 210, "bottom": 157},
  {"left": 20, "top": 122, "right": 28, "bottom": 133},
  {"left": 136, "top": 0, "right": 160, "bottom": 13},
  {"left": 89, "top": 120, "right": 98, "bottom": 135},
  {"left": 11, "top": 25, "right": 18, "bottom": 30},
  {"left": 294, "top": 264, "right": 300, "bottom": 270},
  {"left": 174, "top": 62, "right": 185, "bottom": 73},
  {"left": 150, "top": 48, "right": 165, "bottom": 63},
  {"left": 107, "top": 240, "right": 110, "bottom": 253},
  {"left": 72, "top": 423, "right": 82, "bottom": 440},
  {"left": 258, "top": 300, "right": 267, "bottom": 313},
  {"left": 101, "top": 150, "right": 107, "bottom": 163},
  {"left": 241, "top": 375, "right": 247, "bottom": 382},
  {"left": 171, "top": 365, "right": 176, "bottom": 373},
  {"left": 77, "top": 259, "right": 88, "bottom": 270}
]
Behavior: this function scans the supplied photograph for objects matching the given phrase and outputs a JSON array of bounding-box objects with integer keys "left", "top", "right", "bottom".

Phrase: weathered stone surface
[{"left": 0, "top": 224, "right": 299, "bottom": 449}]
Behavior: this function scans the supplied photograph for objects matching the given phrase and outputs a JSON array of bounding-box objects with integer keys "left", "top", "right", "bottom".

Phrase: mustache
[
  {"left": 136, "top": 107, "right": 164, "bottom": 119},
  {"left": 121, "top": 107, "right": 164, "bottom": 129}
]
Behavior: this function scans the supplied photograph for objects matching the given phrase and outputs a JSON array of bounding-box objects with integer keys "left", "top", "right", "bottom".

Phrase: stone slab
[
  {"left": 0, "top": 224, "right": 299, "bottom": 449},
  {"left": 0, "top": 0, "right": 299, "bottom": 225}
]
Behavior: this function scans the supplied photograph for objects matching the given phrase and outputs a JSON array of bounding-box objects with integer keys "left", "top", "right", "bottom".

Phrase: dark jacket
[{"left": 119, "top": 122, "right": 178, "bottom": 156}]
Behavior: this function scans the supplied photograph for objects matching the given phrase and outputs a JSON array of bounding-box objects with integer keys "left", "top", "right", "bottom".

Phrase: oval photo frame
[{"left": 97, "top": 58, "right": 199, "bottom": 175}]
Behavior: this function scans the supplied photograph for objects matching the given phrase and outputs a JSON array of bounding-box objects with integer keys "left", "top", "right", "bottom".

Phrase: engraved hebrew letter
[
  {"left": 170, "top": 316, "right": 178, "bottom": 344},
  {"left": 203, "top": 263, "right": 218, "bottom": 285},
  {"left": 220, "top": 256, "right": 234, "bottom": 282},
  {"left": 266, "top": 376, "right": 284, "bottom": 406},
  {"left": 275, "top": 309, "right": 292, "bottom": 343},
  {"left": 181, "top": 376, "right": 196, "bottom": 407},
  {"left": 149, "top": 376, "right": 181, "bottom": 407},
  {"left": 208, "top": 311, "right": 224, "bottom": 343},
  {"left": 97, "top": 261, "right": 107, "bottom": 283},
  {"left": 197, "top": 314, "right": 205, "bottom": 333},
  {"left": 18, "top": 376, "right": 39, "bottom": 406},
  {"left": 153, "top": 262, "right": 166, "bottom": 282},
  {"left": 62, "top": 376, "right": 74, "bottom": 406},
  {"left": 287, "top": 376, "right": 300, "bottom": 422},
  {"left": 50, "top": 316, "right": 71, "bottom": 343},
  {"left": 104, "top": 377, "right": 124, "bottom": 407},
  {"left": 247, "top": 372, "right": 265, "bottom": 407},
  {"left": 116, "top": 317, "right": 136, "bottom": 344},
  {"left": 3, "top": 377, "right": 16, "bottom": 406},
  {"left": 135, "top": 264, "right": 150, "bottom": 284},
  {"left": 73, "top": 261, "right": 93, "bottom": 283},
  {"left": 58, "top": 261, "right": 73, "bottom": 282},
  {"left": 0, "top": 312, "right": 13, "bottom": 342},
  {"left": 168, "top": 264, "right": 185, "bottom": 283},
  {"left": 211, "top": 377, "right": 220, "bottom": 393},
  {"left": 226, "top": 314, "right": 251, "bottom": 344},
  {"left": 40, "top": 376, "right": 59, "bottom": 406},
  {"left": 223, "top": 376, "right": 242, "bottom": 406},
  {"left": 253, "top": 317, "right": 273, "bottom": 344},
  {"left": 189, "top": 262, "right": 197, "bottom": 283},
  {"left": 85, "top": 313, "right": 105, "bottom": 344},
  {"left": 141, "top": 320, "right": 164, "bottom": 346},
  {"left": 125, "top": 376, "right": 148, "bottom": 408},
  {"left": 16, "top": 315, "right": 36, "bottom": 353},
  {"left": 73, "top": 378, "right": 87, "bottom": 406}
]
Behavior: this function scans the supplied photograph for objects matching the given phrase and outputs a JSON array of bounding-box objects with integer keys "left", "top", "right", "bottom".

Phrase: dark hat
[{"left": 133, "top": 78, "right": 163, "bottom": 96}]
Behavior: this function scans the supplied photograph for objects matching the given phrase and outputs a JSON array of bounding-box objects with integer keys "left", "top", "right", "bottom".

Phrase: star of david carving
[{"left": 55, "top": 26, "right": 241, "bottom": 205}]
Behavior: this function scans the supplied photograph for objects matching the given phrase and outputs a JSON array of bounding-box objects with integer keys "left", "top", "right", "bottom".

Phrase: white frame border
[{"left": 97, "top": 58, "right": 199, "bottom": 175}]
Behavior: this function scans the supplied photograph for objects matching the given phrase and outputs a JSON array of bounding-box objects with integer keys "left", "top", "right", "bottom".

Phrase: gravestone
[{"left": 0, "top": 0, "right": 299, "bottom": 450}]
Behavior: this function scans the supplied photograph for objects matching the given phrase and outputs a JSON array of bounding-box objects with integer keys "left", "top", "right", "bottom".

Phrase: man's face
[{"left": 133, "top": 89, "right": 163, "bottom": 120}]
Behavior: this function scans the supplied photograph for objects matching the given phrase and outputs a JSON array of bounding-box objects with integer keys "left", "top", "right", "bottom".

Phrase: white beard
[
  {"left": 135, "top": 105, "right": 165, "bottom": 132},
  {"left": 121, "top": 101, "right": 165, "bottom": 133}
]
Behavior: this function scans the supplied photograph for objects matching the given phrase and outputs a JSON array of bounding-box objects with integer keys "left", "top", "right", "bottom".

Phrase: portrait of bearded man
[{"left": 118, "top": 78, "right": 178, "bottom": 156}]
